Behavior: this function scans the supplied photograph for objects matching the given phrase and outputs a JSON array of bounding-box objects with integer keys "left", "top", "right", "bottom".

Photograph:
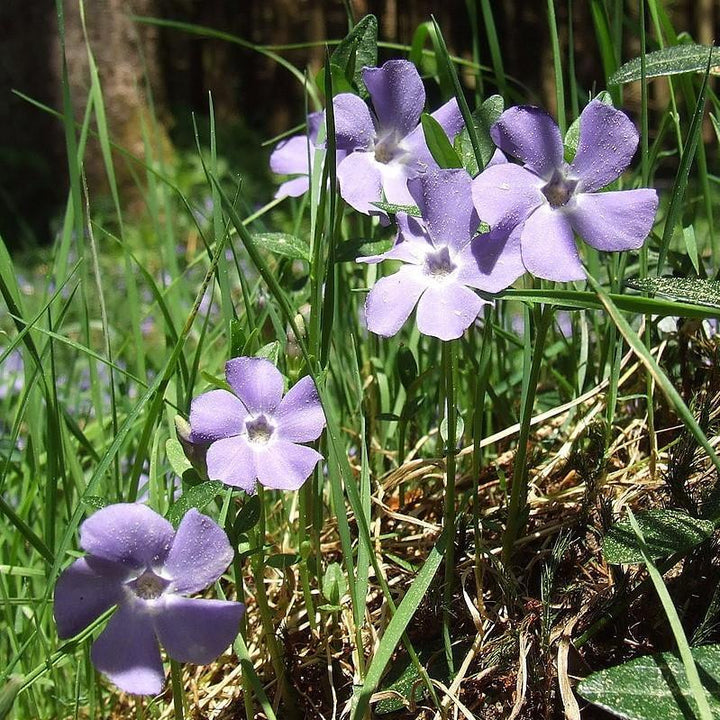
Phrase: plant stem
[
  {"left": 169, "top": 660, "right": 184, "bottom": 720},
  {"left": 502, "top": 305, "right": 553, "bottom": 565},
  {"left": 442, "top": 339, "right": 457, "bottom": 677},
  {"left": 252, "top": 486, "right": 300, "bottom": 718}
]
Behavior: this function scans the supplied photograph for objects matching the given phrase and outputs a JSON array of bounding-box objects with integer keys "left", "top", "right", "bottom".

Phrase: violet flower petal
[
  {"left": 53, "top": 557, "right": 126, "bottom": 639},
  {"left": 205, "top": 436, "right": 258, "bottom": 492},
  {"left": 409, "top": 169, "right": 476, "bottom": 252},
  {"left": 491, "top": 106, "right": 564, "bottom": 179},
  {"left": 154, "top": 596, "right": 245, "bottom": 664},
  {"left": 337, "top": 152, "right": 384, "bottom": 215},
  {"left": 333, "top": 93, "right": 376, "bottom": 152},
  {"left": 269, "top": 135, "right": 311, "bottom": 176},
  {"left": 378, "top": 161, "right": 415, "bottom": 206},
  {"left": 91, "top": 604, "right": 165, "bottom": 696},
  {"left": 225, "top": 357, "right": 284, "bottom": 414},
  {"left": 255, "top": 440, "right": 323, "bottom": 491},
  {"left": 274, "top": 176, "right": 311, "bottom": 200},
  {"left": 363, "top": 59, "right": 425, "bottom": 137},
  {"left": 404, "top": 97, "right": 464, "bottom": 168},
  {"left": 189, "top": 389, "right": 248, "bottom": 444},
  {"left": 415, "top": 282, "right": 485, "bottom": 340},
  {"left": 566, "top": 188, "right": 658, "bottom": 251},
  {"left": 364, "top": 265, "right": 428, "bottom": 337},
  {"left": 471, "top": 163, "right": 544, "bottom": 233},
  {"left": 80, "top": 504, "right": 175, "bottom": 569},
  {"left": 460, "top": 225, "right": 526, "bottom": 293},
  {"left": 486, "top": 148, "right": 508, "bottom": 167},
  {"left": 520, "top": 206, "right": 585, "bottom": 281},
  {"left": 163, "top": 509, "right": 235, "bottom": 595},
  {"left": 275, "top": 376, "right": 325, "bottom": 443},
  {"left": 570, "top": 100, "right": 639, "bottom": 192}
]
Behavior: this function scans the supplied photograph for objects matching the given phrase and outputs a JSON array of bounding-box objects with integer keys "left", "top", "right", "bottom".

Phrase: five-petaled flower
[
  {"left": 471, "top": 99, "right": 658, "bottom": 281},
  {"left": 361, "top": 168, "right": 525, "bottom": 340},
  {"left": 53, "top": 504, "right": 244, "bottom": 696},
  {"left": 333, "top": 59, "right": 464, "bottom": 218},
  {"left": 190, "top": 357, "right": 325, "bottom": 492}
]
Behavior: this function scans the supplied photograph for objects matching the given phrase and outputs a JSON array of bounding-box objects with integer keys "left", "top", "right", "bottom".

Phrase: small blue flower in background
[
  {"left": 54, "top": 504, "right": 244, "bottom": 696},
  {"left": 190, "top": 357, "right": 326, "bottom": 492},
  {"left": 472, "top": 99, "right": 658, "bottom": 281},
  {"left": 360, "top": 168, "right": 525, "bottom": 340},
  {"left": 332, "top": 59, "right": 464, "bottom": 218}
]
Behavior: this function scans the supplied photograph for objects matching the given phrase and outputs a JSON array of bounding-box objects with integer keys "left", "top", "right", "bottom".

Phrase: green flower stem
[
  {"left": 502, "top": 305, "right": 553, "bottom": 566},
  {"left": 251, "top": 486, "right": 300, "bottom": 718},
  {"left": 441, "top": 339, "right": 458, "bottom": 676},
  {"left": 298, "top": 485, "right": 318, "bottom": 632},
  {"left": 169, "top": 659, "right": 185, "bottom": 720}
]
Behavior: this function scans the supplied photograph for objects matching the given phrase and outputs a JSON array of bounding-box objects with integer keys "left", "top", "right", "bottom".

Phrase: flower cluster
[{"left": 271, "top": 63, "right": 658, "bottom": 341}]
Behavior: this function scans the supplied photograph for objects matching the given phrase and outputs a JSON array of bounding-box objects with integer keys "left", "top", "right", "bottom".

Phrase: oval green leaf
[
  {"left": 165, "top": 481, "right": 224, "bottom": 528},
  {"left": 610, "top": 44, "right": 720, "bottom": 85},
  {"left": 577, "top": 645, "right": 720, "bottom": 720},
  {"left": 603, "top": 509, "right": 715, "bottom": 565},
  {"left": 251, "top": 233, "right": 310, "bottom": 262}
]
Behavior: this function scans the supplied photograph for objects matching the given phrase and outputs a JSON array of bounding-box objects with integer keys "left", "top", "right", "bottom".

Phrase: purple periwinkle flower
[
  {"left": 333, "top": 59, "right": 464, "bottom": 217},
  {"left": 190, "top": 357, "right": 325, "bottom": 492},
  {"left": 270, "top": 112, "right": 347, "bottom": 199},
  {"left": 361, "top": 168, "right": 525, "bottom": 340},
  {"left": 471, "top": 99, "right": 659, "bottom": 281},
  {"left": 54, "top": 504, "right": 244, "bottom": 696}
]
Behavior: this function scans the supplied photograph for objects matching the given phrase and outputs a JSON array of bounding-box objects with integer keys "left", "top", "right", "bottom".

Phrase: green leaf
[
  {"left": 603, "top": 509, "right": 715, "bottom": 565},
  {"left": 329, "top": 14, "right": 378, "bottom": 97},
  {"left": 577, "top": 645, "right": 720, "bottom": 719},
  {"left": 233, "top": 495, "right": 262, "bottom": 535},
  {"left": 335, "top": 237, "right": 394, "bottom": 262},
  {"left": 165, "top": 481, "right": 224, "bottom": 528},
  {"left": 454, "top": 95, "right": 504, "bottom": 174},
  {"left": 609, "top": 44, "right": 720, "bottom": 85},
  {"left": 369, "top": 201, "right": 422, "bottom": 218},
  {"left": 396, "top": 346, "right": 418, "bottom": 391},
  {"left": 166, "top": 437, "right": 193, "bottom": 477},
  {"left": 266, "top": 553, "right": 300, "bottom": 569},
  {"left": 683, "top": 226, "right": 701, "bottom": 275},
  {"left": 256, "top": 341, "right": 280, "bottom": 366},
  {"left": 251, "top": 232, "right": 310, "bottom": 262},
  {"left": 420, "top": 113, "right": 462, "bottom": 169},
  {"left": 625, "top": 277, "right": 720, "bottom": 310},
  {"left": 322, "top": 562, "right": 347, "bottom": 605}
]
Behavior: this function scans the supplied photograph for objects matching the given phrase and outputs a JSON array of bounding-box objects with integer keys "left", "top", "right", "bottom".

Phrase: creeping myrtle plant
[
  {"left": 361, "top": 168, "right": 525, "bottom": 340},
  {"left": 190, "top": 357, "right": 325, "bottom": 492},
  {"left": 333, "top": 59, "right": 464, "bottom": 218},
  {"left": 54, "top": 504, "right": 244, "bottom": 695},
  {"left": 471, "top": 99, "right": 659, "bottom": 281}
]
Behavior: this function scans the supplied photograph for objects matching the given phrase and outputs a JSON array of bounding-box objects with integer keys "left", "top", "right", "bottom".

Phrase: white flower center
[
  {"left": 374, "top": 130, "right": 408, "bottom": 165},
  {"left": 245, "top": 414, "right": 275, "bottom": 445},
  {"left": 542, "top": 168, "right": 579, "bottom": 208},
  {"left": 129, "top": 570, "right": 169, "bottom": 600},
  {"left": 423, "top": 246, "right": 456, "bottom": 279}
]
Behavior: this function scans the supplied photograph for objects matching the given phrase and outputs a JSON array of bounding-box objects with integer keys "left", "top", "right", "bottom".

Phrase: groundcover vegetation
[{"left": 2, "top": 2, "right": 720, "bottom": 719}]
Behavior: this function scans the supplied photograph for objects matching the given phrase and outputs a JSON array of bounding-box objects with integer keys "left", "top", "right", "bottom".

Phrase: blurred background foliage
[{"left": 0, "top": 0, "right": 716, "bottom": 250}]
